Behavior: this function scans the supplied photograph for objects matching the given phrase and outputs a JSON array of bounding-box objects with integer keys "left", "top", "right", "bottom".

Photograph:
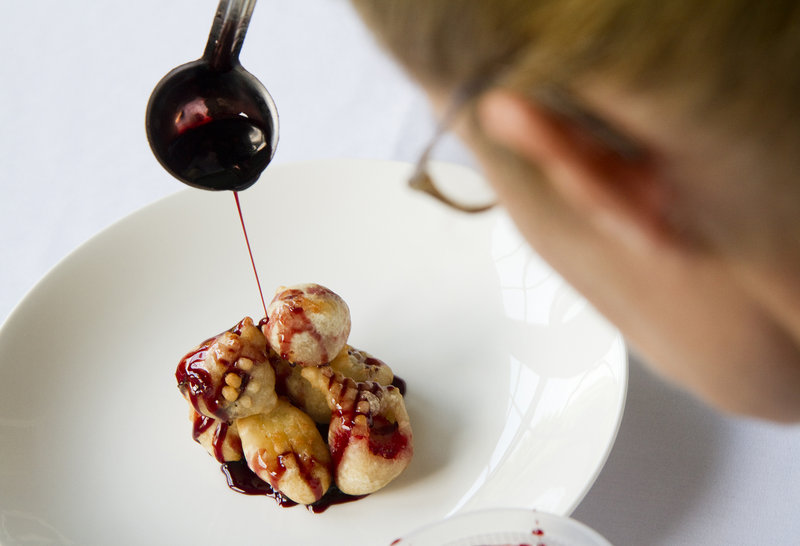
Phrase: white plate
[{"left": 0, "top": 159, "right": 626, "bottom": 546}]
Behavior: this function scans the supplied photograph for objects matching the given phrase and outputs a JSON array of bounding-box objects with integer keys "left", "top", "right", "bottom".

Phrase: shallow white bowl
[{"left": 0, "top": 160, "right": 626, "bottom": 545}]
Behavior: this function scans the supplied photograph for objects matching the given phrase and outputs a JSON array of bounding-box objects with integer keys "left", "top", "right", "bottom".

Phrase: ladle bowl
[{"left": 145, "top": 0, "right": 278, "bottom": 191}]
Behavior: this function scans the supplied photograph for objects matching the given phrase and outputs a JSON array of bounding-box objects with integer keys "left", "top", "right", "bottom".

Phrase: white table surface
[{"left": 2, "top": 1, "right": 798, "bottom": 544}]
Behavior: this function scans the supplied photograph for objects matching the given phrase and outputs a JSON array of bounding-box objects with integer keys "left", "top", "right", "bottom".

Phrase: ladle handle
[{"left": 203, "top": 0, "right": 257, "bottom": 71}]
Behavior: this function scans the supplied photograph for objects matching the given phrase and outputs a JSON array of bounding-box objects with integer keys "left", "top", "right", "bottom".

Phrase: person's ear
[{"left": 477, "top": 90, "right": 673, "bottom": 251}]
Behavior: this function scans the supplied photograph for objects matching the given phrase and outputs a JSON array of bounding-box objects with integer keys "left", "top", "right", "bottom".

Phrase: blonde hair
[{"left": 351, "top": 0, "right": 800, "bottom": 147}]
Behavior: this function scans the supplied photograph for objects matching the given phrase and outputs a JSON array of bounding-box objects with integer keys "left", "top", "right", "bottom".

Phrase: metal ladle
[{"left": 145, "top": 0, "right": 278, "bottom": 191}]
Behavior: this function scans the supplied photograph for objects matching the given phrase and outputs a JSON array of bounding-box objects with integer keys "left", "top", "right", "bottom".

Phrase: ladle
[{"left": 145, "top": 0, "right": 278, "bottom": 191}]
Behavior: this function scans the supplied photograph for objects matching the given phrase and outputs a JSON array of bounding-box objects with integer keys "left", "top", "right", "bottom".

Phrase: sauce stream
[{"left": 234, "top": 191, "right": 267, "bottom": 319}]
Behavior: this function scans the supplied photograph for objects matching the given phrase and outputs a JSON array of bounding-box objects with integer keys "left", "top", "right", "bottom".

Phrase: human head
[{"left": 351, "top": 0, "right": 800, "bottom": 421}]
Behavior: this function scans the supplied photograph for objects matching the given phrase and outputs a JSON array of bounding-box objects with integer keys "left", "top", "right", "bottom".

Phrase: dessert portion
[
  {"left": 302, "top": 366, "right": 413, "bottom": 495},
  {"left": 177, "top": 317, "right": 278, "bottom": 422},
  {"left": 330, "top": 346, "right": 395, "bottom": 386},
  {"left": 238, "top": 398, "right": 332, "bottom": 505},
  {"left": 270, "top": 354, "right": 333, "bottom": 424},
  {"left": 176, "top": 283, "right": 413, "bottom": 509},
  {"left": 271, "top": 344, "right": 395, "bottom": 425},
  {"left": 263, "top": 283, "right": 351, "bottom": 366}
]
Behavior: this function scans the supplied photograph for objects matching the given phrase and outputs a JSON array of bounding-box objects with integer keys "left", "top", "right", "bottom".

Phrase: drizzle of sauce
[
  {"left": 191, "top": 411, "right": 215, "bottom": 440},
  {"left": 252, "top": 449, "right": 326, "bottom": 503},
  {"left": 190, "top": 411, "right": 242, "bottom": 463},
  {"left": 233, "top": 191, "right": 268, "bottom": 319},
  {"left": 212, "top": 421, "right": 230, "bottom": 462},
  {"left": 221, "top": 460, "right": 297, "bottom": 508},
  {"left": 328, "top": 421, "right": 352, "bottom": 473},
  {"left": 327, "top": 376, "right": 409, "bottom": 471},
  {"left": 391, "top": 374, "right": 407, "bottom": 397},
  {"left": 308, "top": 486, "right": 366, "bottom": 514},
  {"left": 176, "top": 339, "right": 220, "bottom": 415},
  {"left": 367, "top": 414, "right": 406, "bottom": 459},
  {"left": 176, "top": 318, "right": 258, "bottom": 421},
  {"left": 220, "top": 460, "right": 365, "bottom": 513}
]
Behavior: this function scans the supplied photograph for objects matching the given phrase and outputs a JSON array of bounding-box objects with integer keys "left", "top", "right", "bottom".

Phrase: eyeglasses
[
  {"left": 408, "top": 84, "right": 497, "bottom": 213},
  {"left": 408, "top": 82, "right": 644, "bottom": 214}
]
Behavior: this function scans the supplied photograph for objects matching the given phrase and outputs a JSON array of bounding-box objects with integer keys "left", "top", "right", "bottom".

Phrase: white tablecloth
[{"left": 2, "top": 1, "right": 798, "bottom": 544}]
